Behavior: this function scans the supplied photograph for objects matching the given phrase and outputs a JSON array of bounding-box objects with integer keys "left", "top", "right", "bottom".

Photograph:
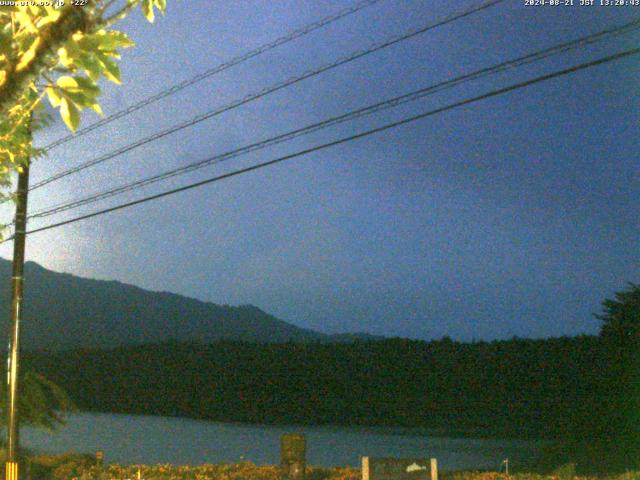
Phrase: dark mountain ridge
[{"left": 0, "top": 258, "right": 381, "bottom": 350}]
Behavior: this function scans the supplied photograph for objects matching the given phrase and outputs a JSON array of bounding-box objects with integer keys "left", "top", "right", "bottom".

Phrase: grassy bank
[{"left": 18, "top": 454, "right": 640, "bottom": 480}]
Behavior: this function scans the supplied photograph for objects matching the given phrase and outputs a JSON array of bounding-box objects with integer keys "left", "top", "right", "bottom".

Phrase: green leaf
[
  {"left": 74, "top": 56, "right": 103, "bottom": 82},
  {"left": 95, "top": 30, "right": 135, "bottom": 50},
  {"left": 154, "top": 0, "right": 167, "bottom": 13},
  {"left": 74, "top": 33, "right": 102, "bottom": 52},
  {"left": 15, "top": 37, "right": 40, "bottom": 71},
  {"left": 56, "top": 41, "right": 83, "bottom": 73},
  {"left": 56, "top": 75, "right": 100, "bottom": 102},
  {"left": 56, "top": 75, "right": 79, "bottom": 90},
  {"left": 89, "top": 102, "right": 103, "bottom": 116},
  {"left": 59, "top": 98, "right": 80, "bottom": 132},
  {"left": 45, "top": 86, "right": 62, "bottom": 107},
  {"left": 96, "top": 53, "right": 122, "bottom": 84},
  {"left": 72, "top": 75, "right": 100, "bottom": 96},
  {"left": 142, "top": 0, "right": 155, "bottom": 22}
]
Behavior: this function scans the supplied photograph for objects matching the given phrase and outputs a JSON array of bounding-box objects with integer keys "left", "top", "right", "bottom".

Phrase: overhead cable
[
  {"left": 28, "top": 16, "right": 640, "bottom": 220},
  {"left": 41, "top": 0, "right": 385, "bottom": 152},
  {"left": 13, "top": 46, "right": 639, "bottom": 240},
  {"left": 30, "top": 0, "right": 505, "bottom": 190}
]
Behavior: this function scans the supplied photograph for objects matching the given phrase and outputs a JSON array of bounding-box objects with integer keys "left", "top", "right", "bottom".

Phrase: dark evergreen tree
[{"left": 0, "top": 370, "right": 75, "bottom": 432}]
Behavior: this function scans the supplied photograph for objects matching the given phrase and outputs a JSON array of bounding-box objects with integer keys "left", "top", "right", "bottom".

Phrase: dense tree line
[{"left": 24, "top": 336, "right": 601, "bottom": 437}]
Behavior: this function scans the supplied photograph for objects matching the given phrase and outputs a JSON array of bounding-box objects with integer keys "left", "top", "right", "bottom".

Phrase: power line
[
  {"left": 33, "top": 0, "right": 504, "bottom": 189},
  {"left": 12, "top": 46, "right": 638, "bottom": 241},
  {"left": 30, "top": 0, "right": 505, "bottom": 191},
  {"left": 27, "top": 17, "right": 640, "bottom": 220},
  {"left": 41, "top": 0, "right": 385, "bottom": 152}
]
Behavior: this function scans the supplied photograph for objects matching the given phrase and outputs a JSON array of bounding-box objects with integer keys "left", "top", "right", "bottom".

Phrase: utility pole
[{"left": 5, "top": 123, "right": 31, "bottom": 480}]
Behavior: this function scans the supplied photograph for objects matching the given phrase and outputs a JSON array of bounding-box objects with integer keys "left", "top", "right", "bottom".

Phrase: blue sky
[{"left": 1, "top": 0, "right": 638, "bottom": 340}]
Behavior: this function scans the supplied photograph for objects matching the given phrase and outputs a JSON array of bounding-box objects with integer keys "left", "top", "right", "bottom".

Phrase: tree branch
[
  {"left": 99, "top": 0, "right": 123, "bottom": 18},
  {"left": 101, "top": 1, "right": 139, "bottom": 29}
]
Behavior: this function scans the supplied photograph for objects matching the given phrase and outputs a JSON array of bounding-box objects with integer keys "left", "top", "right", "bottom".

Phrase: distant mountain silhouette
[{"left": 0, "top": 259, "right": 382, "bottom": 350}]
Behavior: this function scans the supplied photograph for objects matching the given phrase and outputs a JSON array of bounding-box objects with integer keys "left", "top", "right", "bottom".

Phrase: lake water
[{"left": 21, "top": 412, "right": 545, "bottom": 469}]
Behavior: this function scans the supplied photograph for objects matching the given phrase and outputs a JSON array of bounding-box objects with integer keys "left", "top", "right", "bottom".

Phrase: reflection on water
[{"left": 21, "top": 412, "right": 544, "bottom": 468}]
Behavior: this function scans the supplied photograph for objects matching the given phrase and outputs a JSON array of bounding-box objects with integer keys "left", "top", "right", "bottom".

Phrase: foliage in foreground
[
  {"left": 27, "top": 456, "right": 359, "bottom": 480},
  {"left": 0, "top": 0, "right": 166, "bottom": 189},
  {"left": 0, "top": 370, "right": 75, "bottom": 430},
  {"left": 19, "top": 455, "right": 640, "bottom": 480}
]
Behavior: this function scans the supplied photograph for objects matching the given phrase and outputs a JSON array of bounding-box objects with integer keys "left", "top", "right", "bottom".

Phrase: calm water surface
[{"left": 21, "top": 413, "right": 545, "bottom": 469}]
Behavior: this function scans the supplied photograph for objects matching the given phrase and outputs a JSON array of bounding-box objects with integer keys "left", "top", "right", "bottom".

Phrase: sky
[{"left": 1, "top": 0, "right": 638, "bottom": 341}]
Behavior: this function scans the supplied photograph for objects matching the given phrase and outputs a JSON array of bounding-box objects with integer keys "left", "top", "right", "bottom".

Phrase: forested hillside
[{"left": 0, "top": 260, "right": 379, "bottom": 349}]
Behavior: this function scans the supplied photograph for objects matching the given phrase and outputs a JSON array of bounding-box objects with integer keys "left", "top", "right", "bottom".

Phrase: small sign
[
  {"left": 281, "top": 434, "right": 306, "bottom": 480},
  {"left": 281, "top": 434, "right": 306, "bottom": 463},
  {"left": 362, "top": 457, "right": 437, "bottom": 480}
]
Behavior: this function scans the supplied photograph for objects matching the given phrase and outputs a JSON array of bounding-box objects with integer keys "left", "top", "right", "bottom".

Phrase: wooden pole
[
  {"left": 361, "top": 457, "right": 370, "bottom": 480},
  {"left": 5, "top": 159, "right": 30, "bottom": 480},
  {"left": 430, "top": 458, "right": 438, "bottom": 480}
]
